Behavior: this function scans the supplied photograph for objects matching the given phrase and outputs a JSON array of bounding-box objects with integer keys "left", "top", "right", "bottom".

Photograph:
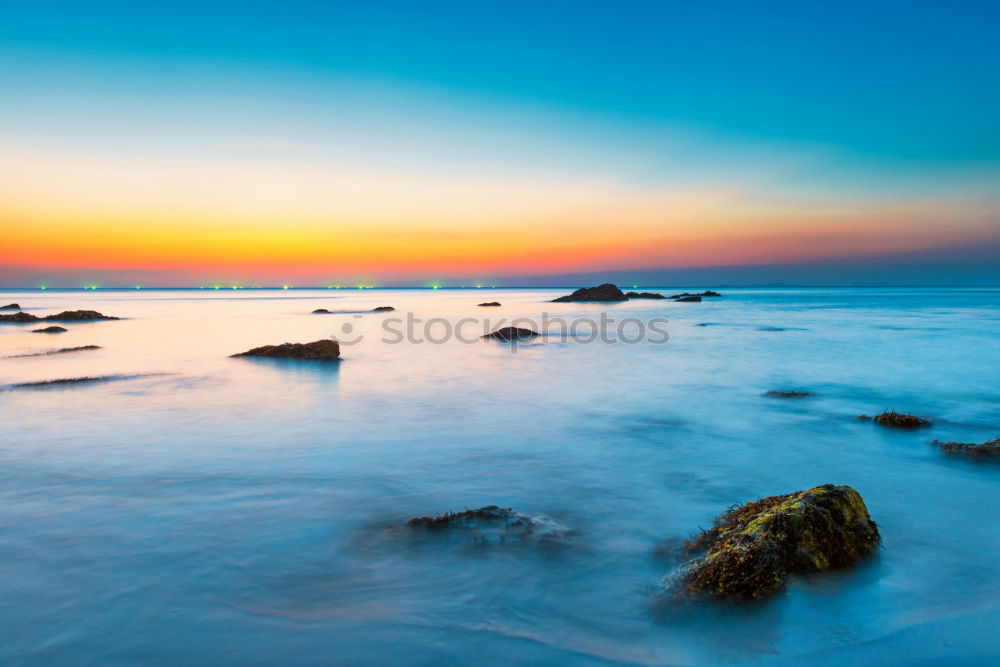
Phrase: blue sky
[{"left": 1, "top": 0, "right": 998, "bottom": 285}]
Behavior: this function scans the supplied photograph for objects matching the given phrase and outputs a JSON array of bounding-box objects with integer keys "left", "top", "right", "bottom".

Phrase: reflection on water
[{"left": 1, "top": 287, "right": 998, "bottom": 664}]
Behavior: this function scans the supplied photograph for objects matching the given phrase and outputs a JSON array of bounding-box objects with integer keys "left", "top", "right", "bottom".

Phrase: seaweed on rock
[
  {"left": 863, "top": 411, "right": 932, "bottom": 428},
  {"left": 674, "top": 484, "right": 879, "bottom": 601}
]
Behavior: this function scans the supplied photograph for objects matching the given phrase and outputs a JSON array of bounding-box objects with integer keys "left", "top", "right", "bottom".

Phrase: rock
[
  {"left": 312, "top": 308, "right": 331, "bottom": 314},
  {"left": 552, "top": 283, "right": 628, "bottom": 302},
  {"left": 371, "top": 306, "right": 395, "bottom": 312},
  {"left": 624, "top": 292, "right": 667, "bottom": 299},
  {"left": 478, "top": 301, "right": 502, "bottom": 307},
  {"left": 674, "top": 484, "right": 879, "bottom": 601},
  {"left": 675, "top": 296, "right": 702, "bottom": 302},
  {"left": 5, "top": 345, "right": 101, "bottom": 358},
  {"left": 3, "top": 374, "right": 154, "bottom": 390},
  {"left": 669, "top": 291, "right": 721, "bottom": 299},
  {"left": 232, "top": 339, "right": 341, "bottom": 361},
  {"left": 44, "top": 310, "right": 119, "bottom": 321},
  {"left": 868, "top": 411, "right": 932, "bottom": 428},
  {"left": 0, "top": 303, "right": 20, "bottom": 310},
  {"left": 31, "top": 326, "right": 68, "bottom": 333},
  {"left": 404, "top": 505, "right": 570, "bottom": 545},
  {"left": 482, "top": 326, "right": 539, "bottom": 341},
  {"left": 933, "top": 436, "right": 1000, "bottom": 462},
  {"left": 0, "top": 311, "right": 42, "bottom": 323},
  {"left": 764, "top": 390, "right": 815, "bottom": 398}
]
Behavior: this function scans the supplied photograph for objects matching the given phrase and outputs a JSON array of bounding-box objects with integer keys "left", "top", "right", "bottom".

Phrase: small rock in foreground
[
  {"left": 675, "top": 296, "right": 702, "bottom": 302},
  {"left": 371, "top": 306, "right": 395, "bottom": 312},
  {"left": 32, "top": 326, "right": 68, "bottom": 333},
  {"left": 933, "top": 436, "right": 1000, "bottom": 462},
  {"left": 478, "top": 301, "right": 502, "bottom": 307},
  {"left": 232, "top": 339, "right": 341, "bottom": 361},
  {"left": 674, "top": 484, "right": 879, "bottom": 601},
  {"left": 482, "top": 327, "right": 539, "bottom": 341},
  {"left": 0, "top": 303, "right": 21, "bottom": 310},
  {"left": 312, "top": 308, "right": 331, "bottom": 314}
]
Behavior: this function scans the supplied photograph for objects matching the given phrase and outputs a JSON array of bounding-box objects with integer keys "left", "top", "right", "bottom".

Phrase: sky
[{"left": 1, "top": 0, "right": 998, "bottom": 287}]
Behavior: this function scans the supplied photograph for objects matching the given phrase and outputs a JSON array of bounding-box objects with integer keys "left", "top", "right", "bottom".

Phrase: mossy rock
[{"left": 677, "top": 484, "right": 879, "bottom": 601}]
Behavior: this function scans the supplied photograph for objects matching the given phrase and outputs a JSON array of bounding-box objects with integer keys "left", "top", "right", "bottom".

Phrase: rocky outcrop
[
  {"left": 764, "top": 390, "right": 815, "bottom": 398},
  {"left": 0, "top": 312, "right": 41, "bottom": 323},
  {"left": 669, "top": 291, "right": 721, "bottom": 298},
  {"left": 3, "top": 309, "right": 117, "bottom": 323},
  {"left": 45, "top": 310, "right": 119, "bottom": 321},
  {"left": 860, "top": 411, "right": 932, "bottom": 428},
  {"left": 675, "top": 296, "right": 702, "bottom": 302},
  {"left": 478, "top": 302, "right": 502, "bottom": 307},
  {"left": 371, "top": 306, "right": 395, "bottom": 312},
  {"left": 32, "top": 326, "right": 68, "bottom": 333},
  {"left": 673, "top": 484, "right": 879, "bottom": 601},
  {"left": 552, "top": 283, "right": 628, "bottom": 302},
  {"left": 0, "top": 303, "right": 20, "bottom": 310},
  {"left": 933, "top": 436, "right": 1000, "bottom": 462},
  {"left": 482, "top": 327, "right": 539, "bottom": 341},
  {"left": 624, "top": 292, "right": 666, "bottom": 299},
  {"left": 312, "top": 308, "right": 331, "bottom": 314},
  {"left": 232, "top": 339, "right": 341, "bottom": 361}
]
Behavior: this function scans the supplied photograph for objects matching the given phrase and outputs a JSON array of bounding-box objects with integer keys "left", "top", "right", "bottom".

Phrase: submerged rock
[
  {"left": 673, "top": 484, "right": 879, "bottom": 601},
  {"left": 312, "top": 308, "right": 331, "bottom": 314},
  {"left": 0, "top": 303, "right": 20, "bottom": 310},
  {"left": 764, "top": 390, "right": 815, "bottom": 399},
  {"left": 552, "top": 283, "right": 628, "bottom": 302},
  {"left": 675, "top": 296, "right": 702, "bottom": 302},
  {"left": 404, "top": 505, "right": 570, "bottom": 545},
  {"left": 5, "top": 345, "right": 101, "bottom": 359},
  {"left": 44, "top": 310, "right": 119, "bottom": 321},
  {"left": 232, "top": 339, "right": 341, "bottom": 361},
  {"left": 32, "top": 326, "right": 68, "bottom": 333},
  {"left": 2, "top": 373, "right": 155, "bottom": 390},
  {"left": 0, "top": 311, "right": 41, "bottom": 323},
  {"left": 371, "top": 306, "right": 395, "bottom": 312},
  {"left": 933, "top": 436, "right": 1000, "bottom": 462},
  {"left": 862, "top": 411, "right": 932, "bottom": 428},
  {"left": 669, "top": 291, "right": 721, "bottom": 299},
  {"left": 478, "top": 301, "right": 502, "bottom": 307},
  {"left": 624, "top": 292, "right": 667, "bottom": 299},
  {"left": 482, "top": 326, "right": 539, "bottom": 341}
]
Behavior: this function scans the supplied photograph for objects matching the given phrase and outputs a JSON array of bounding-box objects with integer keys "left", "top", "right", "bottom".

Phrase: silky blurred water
[{"left": 0, "top": 287, "right": 998, "bottom": 665}]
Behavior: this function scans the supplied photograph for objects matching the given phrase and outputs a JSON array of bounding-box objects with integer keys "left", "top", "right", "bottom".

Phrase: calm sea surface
[{"left": 1, "top": 287, "right": 998, "bottom": 665}]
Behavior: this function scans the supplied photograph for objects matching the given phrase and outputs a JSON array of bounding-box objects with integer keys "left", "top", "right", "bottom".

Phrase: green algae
[{"left": 677, "top": 484, "right": 880, "bottom": 601}]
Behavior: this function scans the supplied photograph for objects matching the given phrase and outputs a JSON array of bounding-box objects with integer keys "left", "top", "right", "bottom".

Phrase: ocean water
[{"left": 0, "top": 287, "right": 998, "bottom": 665}]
